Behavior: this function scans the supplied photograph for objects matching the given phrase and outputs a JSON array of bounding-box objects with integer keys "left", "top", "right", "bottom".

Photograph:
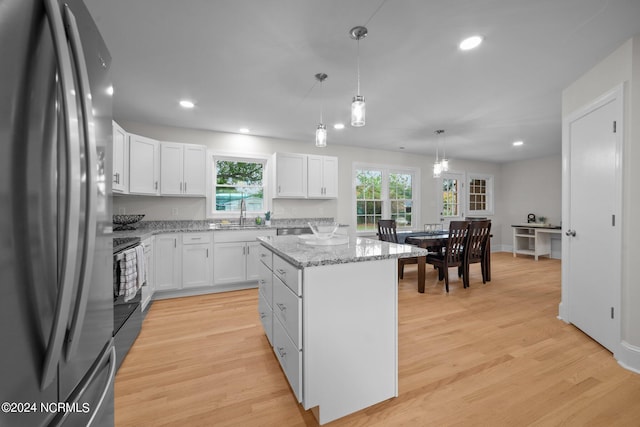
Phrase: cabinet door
[
  {"left": 129, "top": 134, "right": 160, "bottom": 195},
  {"left": 321, "top": 156, "right": 338, "bottom": 198},
  {"left": 307, "top": 155, "right": 338, "bottom": 199},
  {"left": 183, "top": 144, "right": 206, "bottom": 196},
  {"left": 274, "top": 153, "right": 307, "bottom": 198},
  {"left": 154, "top": 235, "right": 182, "bottom": 291},
  {"left": 160, "top": 142, "right": 184, "bottom": 195},
  {"left": 112, "top": 121, "right": 128, "bottom": 193},
  {"left": 246, "top": 241, "right": 263, "bottom": 281},
  {"left": 307, "top": 155, "right": 324, "bottom": 198},
  {"left": 182, "top": 243, "right": 212, "bottom": 288},
  {"left": 213, "top": 242, "right": 247, "bottom": 284}
]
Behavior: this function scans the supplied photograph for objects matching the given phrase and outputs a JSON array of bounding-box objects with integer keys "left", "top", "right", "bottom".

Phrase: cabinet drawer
[
  {"left": 258, "top": 292, "right": 273, "bottom": 347},
  {"left": 182, "top": 232, "right": 212, "bottom": 244},
  {"left": 273, "top": 254, "right": 301, "bottom": 296},
  {"left": 273, "top": 317, "right": 302, "bottom": 403},
  {"left": 257, "top": 244, "right": 273, "bottom": 270},
  {"left": 273, "top": 275, "right": 302, "bottom": 350},
  {"left": 258, "top": 262, "right": 273, "bottom": 307}
]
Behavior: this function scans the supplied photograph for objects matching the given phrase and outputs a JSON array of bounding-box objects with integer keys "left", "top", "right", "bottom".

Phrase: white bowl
[{"left": 308, "top": 222, "right": 339, "bottom": 240}]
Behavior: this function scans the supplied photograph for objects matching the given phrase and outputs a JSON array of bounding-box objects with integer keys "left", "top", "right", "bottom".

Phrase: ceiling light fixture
[
  {"left": 315, "top": 73, "right": 328, "bottom": 148},
  {"left": 459, "top": 35, "right": 483, "bottom": 51},
  {"left": 179, "top": 100, "right": 195, "bottom": 108},
  {"left": 334, "top": 123, "right": 345, "bottom": 130},
  {"left": 349, "top": 26, "right": 368, "bottom": 127},
  {"left": 239, "top": 128, "right": 250, "bottom": 134},
  {"left": 513, "top": 140, "right": 524, "bottom": 146}
]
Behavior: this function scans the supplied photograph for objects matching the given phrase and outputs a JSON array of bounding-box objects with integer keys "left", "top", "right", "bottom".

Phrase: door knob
[{"left": 565, "top": 229, "right": 576, "bottom": 237}]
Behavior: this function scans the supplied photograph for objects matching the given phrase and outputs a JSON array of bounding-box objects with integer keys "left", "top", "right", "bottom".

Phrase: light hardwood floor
[{"left": 115, "top": 252, "right": 640, "bottom": 426}]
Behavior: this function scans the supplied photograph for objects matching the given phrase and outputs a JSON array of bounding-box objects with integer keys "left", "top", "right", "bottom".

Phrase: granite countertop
[
  {"left": 257, "top": 235, "right": 429, "bottom": 269},
  {"left": 111, "top": 218, "right": 347, "bottom": 240}
]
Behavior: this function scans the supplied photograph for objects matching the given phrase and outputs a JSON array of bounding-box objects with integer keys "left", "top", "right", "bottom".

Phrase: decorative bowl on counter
[
  {"left": 112, "top": 214, "right": 145, "bottom": 231},
  {"left": 308, "top": 221, "right": 339, "bottom": 240}
]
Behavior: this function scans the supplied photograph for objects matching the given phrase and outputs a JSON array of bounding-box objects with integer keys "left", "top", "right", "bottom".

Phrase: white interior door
[{"left": 564, "top": 88, "right": 622, "bottom": 353}]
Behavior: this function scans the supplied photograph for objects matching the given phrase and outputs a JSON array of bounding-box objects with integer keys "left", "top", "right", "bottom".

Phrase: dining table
[
  {"left": 403, "top": 232, "right": 449, "bottom": 293},
  {"left": 404, "top": 231, "right": 492, "bottom": 293}
]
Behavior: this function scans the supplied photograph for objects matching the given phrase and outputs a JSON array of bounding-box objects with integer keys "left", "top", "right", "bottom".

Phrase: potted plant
[{"left": 264, "top": 211, "right": 271, "bottom": 226}]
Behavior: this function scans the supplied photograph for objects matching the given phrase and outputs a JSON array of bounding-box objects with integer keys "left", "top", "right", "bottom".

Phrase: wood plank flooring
[{"left": 114, "top": 253, "right": 640, "bottom": 426}]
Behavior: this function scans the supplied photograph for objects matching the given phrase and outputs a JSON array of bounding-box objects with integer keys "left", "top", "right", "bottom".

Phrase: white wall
[
  {"left": 562, "top": 35, "right": 640, "bottom": 369},
  {"left": 499, "top": 155, "right": 562, "bottom": 256}
]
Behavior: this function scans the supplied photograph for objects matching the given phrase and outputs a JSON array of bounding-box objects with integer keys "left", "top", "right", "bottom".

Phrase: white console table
[{"left": 512, "top": 225, "right": 562, "bottom": 260}]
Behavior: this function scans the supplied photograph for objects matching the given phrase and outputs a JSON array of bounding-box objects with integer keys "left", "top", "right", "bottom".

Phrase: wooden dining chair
[
  {"left": 377, "top": 219, "right": 418, "bottom": 279},
  {"left": 425, "top": 221, "right": 469, "bottom": 292},
  {"left": 464, "top": 220, "right": 492, "bottom": 285}
]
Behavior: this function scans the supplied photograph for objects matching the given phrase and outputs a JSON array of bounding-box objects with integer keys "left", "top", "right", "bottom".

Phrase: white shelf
[{"left": 512, "top": 225, "right": 561, "bottom": 261}]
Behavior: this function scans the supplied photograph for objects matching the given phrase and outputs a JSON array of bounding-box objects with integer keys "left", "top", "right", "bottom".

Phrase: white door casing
[{"left": 561, "top": 84, "right": 623, "bottom": 354}]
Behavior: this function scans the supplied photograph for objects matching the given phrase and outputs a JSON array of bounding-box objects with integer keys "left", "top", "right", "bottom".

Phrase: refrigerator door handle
[
  {"left": 87, "top": 345, "right": 116, "bottom": 427},
  {"left": 50, "top": 343, "right": 116, "bottom": 427},
  {"left": 41, "top": 0, "right": 83, "bottom": 390},
  {"left": 63, "top": 4, "right": 98, "bottom": 362}
]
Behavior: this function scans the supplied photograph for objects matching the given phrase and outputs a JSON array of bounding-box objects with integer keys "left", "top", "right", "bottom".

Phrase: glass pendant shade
[
  {"left": 433, "top": 161, "right": 442, "bottom": 178},
  {"left": 315, "top": 123, "right": 327, "bottom": 148},
  {"left": 440, "top": 158, "right": 449, "bottom": 172},
  {"left": 351, "top": 95, "right": 366, "bottom": 127}
]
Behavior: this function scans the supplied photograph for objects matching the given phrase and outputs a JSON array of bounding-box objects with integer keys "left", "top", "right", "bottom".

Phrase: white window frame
[
  {"left": 352, "top": 162, "right": 420, "bottom": 234},
  {"left": 206, "top": 151, "right": 271, "bottom": 219},
  {"left": 467, "top": 172, "right": 494, "bottom": 215}
]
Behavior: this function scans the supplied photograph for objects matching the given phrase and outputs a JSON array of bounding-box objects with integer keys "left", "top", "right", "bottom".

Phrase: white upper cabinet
[
  {"left": 273, "top": 153, "right": 338, "bottom": 199},
  {"left": 307, "top": 155, "right": 338, "bottom": 199},
  {"left": 273, "top": 153, "right": 307, "bottom": 198},
  {"left": 129, "top": 133, "right": 160, "bottom": 195},
  {"left": 112, "top": 121, "right": 129, "bottom": 193},
  {"left": 160, "top": 142, "right": 206, "bottom": 196},
  {"left": 183, "top": 144, "right": 206, "bottom": 195}
]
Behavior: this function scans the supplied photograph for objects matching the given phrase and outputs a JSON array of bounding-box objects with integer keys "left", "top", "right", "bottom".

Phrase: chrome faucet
[{"left": 239, "top": 198, "right": 246, "bottom": 225}]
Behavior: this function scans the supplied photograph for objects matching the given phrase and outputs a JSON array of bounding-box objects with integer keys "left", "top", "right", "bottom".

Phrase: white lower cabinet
[
  {"left": 140, "top": 236, "right": 155, "bottom": 312},
  {"left": 182, "top": 232, "right": 213, "bottom": 288},
  {"left": 213, "top": 229, "right": 276, "bottom": 286},
  {"left": 273, "top": 315, "right": 303, "bottom": 402},
  {"left": 154, "top": 234, "right": 182, "bottom": 291}
]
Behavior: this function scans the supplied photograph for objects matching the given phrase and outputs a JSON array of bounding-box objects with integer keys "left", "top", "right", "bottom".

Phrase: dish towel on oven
[
  {"left": 118, "top": 247, "right": 139, "bottom": 302},
  {"left": 135, "top": 244, "right": 146, "bottom": 290}
]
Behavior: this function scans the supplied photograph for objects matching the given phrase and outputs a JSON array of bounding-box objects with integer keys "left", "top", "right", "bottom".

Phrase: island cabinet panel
[
  {"left": 303, "top": 260, "right": 397, "bottom": 425},
  {"left": 257, "top": 240, "right": 399, "bottom": 425}
]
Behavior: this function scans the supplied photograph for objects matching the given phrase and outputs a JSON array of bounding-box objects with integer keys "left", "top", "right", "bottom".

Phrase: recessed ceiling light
[
  {"left": 239, "top": 128, "right": 250, "bottom": 134},
  {"left": 334, "top": 123, "right": 345, "bottom": 130},
  {"left": 106, "top": 86, "right": 114, "bottom": 96},
  {"left": 179, "top": 100, "right": 195, "bottom": 108},
  {"left": 459, "top": 35, "right": 483, "bottom": 51},
  {"left": 513, "top": 140, "right": 524, "bottom": 146}
]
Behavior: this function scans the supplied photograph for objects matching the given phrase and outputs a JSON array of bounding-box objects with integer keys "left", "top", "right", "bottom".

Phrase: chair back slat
[
  {"left": 466, "top": 220, "right": 491, "bottom": 262},
  {"left": 377, "top": 220, "right": 399, "bottom": 243},
  {"left": 445, "top": 221, "right": 469, "bottom": 264}
]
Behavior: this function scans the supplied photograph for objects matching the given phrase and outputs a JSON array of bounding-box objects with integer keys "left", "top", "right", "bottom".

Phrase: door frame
[{"left": 559, "top": 83, "right": 624, "bottom": 353}]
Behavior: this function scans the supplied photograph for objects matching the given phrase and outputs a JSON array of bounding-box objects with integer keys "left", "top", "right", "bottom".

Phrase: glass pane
[
  {"left": 216, "top": 160, "right": 263, "bottom": 185},
  {"left": 215, "top": 187, "right": 263, "bottom": 212}
]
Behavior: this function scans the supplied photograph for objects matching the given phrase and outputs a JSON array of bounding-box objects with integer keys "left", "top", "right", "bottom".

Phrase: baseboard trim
[{"left": 616, "top": 341, "right": 640, "bottom": 374}]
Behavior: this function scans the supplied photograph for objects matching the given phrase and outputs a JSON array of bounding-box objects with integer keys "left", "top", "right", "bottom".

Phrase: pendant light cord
[{"left": 356, "top": 39, "right": 361, "bottom": 96}]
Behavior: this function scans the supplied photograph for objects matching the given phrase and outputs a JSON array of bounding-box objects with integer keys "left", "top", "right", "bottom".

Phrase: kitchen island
[{"left": 256, "top": 235, "right": 428, "bottom": 425}]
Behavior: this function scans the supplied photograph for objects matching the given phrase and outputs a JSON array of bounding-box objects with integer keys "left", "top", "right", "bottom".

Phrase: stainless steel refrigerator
[{"left": 1, "top": 0, "right": 114, "bottom": 425}]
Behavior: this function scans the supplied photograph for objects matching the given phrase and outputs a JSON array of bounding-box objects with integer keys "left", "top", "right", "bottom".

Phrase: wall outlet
[
  {"left": 118, "top": 207, "right": 126, "bottom": 214},
  {"left": 171, "top": 208, "right": 179, "bottom": 217}
]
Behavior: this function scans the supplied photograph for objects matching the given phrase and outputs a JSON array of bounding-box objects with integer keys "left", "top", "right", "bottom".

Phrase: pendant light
[
  {"left": 315, "top": 73, "right": 328, "bottom": 148},
  {"left": 439, "top": 129, "right": 449, "bottom": 172},
  {"left": 433, "top": 130, "right": 444, "bottom": 178},
  {"left": 349, "top": 26, "right": 368, "bottom": 127}
]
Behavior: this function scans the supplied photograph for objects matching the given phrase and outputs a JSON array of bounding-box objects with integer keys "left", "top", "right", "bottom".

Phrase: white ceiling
[{"left": 85, "top": 0, "right": 640, "bottom": 163}]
